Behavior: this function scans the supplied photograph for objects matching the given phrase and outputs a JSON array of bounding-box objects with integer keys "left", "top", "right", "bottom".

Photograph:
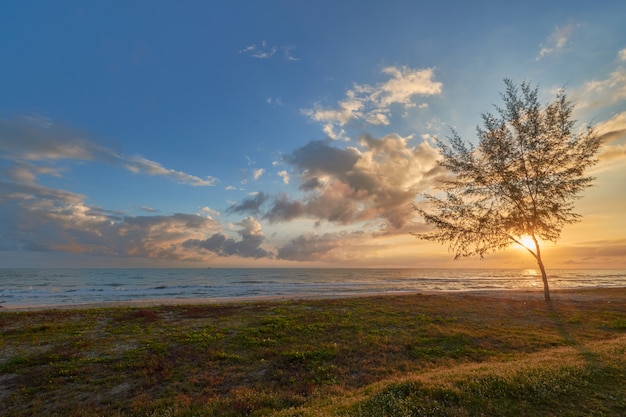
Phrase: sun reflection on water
[{"left": 519, "top": 269, "right": 541, "bottom": 287}]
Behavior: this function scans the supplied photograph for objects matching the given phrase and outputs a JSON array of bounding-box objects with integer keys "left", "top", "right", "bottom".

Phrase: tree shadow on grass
[{"left": 545, "top": 297, "right": 604, "bottom": 367}]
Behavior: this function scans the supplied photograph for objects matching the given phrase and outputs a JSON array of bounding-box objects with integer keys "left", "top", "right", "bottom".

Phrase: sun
[{"left": 518, "top": 235, "right": 536, "bottom": 249}]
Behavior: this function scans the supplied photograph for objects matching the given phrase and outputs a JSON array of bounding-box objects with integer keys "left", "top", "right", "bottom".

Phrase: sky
[{"left": 1, "top": 1, "right": 625, "bottom": 269}]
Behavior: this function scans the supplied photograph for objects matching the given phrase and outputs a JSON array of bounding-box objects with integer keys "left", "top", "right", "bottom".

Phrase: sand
[{"left": 3, "top": 287, "right": 624, "bottom": 312}]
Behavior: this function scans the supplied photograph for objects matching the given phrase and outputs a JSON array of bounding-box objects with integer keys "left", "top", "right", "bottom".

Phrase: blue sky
[{"left": 1, "top": 1, "right": 625, "bottom": 268}]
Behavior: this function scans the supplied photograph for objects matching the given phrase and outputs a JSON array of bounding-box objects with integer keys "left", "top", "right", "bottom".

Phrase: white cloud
[
  {"left": 140, "top": 206, "right": 159, "bottom": 213},
  {"left": 252, "top": 134, "right": 442, "bottom": 231},
  {"left": 239, "top": 216, "right": 264, "bottom": 236},
  {"left": 536, "top": 24, "right": 576, "bottom": 60},
  {"left": 375, "top": 66, "right": 443, "bottom": 106},
  {"left": 0, "top": 115, "right": 228, "bottom": 261},
  {"left": 239, "top": 41, "right": 298, "bottom": 61},
  {"left": 573, "top": 67, "right": 626, "bottom": 109},
  {"left": 302, "top": 66, "right": 441, "bottom": 140},
  {"left": 253, "top": 168, "right": 265, "bottom": 180},
  {"left": 0, "top": 178, "right": 221, "bottom": 260},
  {"left": 240, "top": 40, "right": 277, "bottom": 59},
  {"left": 0, "top": 115, "right": 218, "bottom": 187},
  {"left": 619, "top": 48, "right": 626, "bottom": 61},
  {"left": 278, "top": 170, "right": 290, "bottom": 184},
  {"left": 125, "top": 156, "right": 217, "bottom": 186},
  {"left": 267, "top": 97, "right": 283, "bottom": 107},
  {"left": 202, "top": 206, "right": 221, "bottom": 217}
]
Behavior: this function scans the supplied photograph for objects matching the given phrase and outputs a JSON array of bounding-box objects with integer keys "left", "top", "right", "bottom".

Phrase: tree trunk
[
  {"left": 530, "top": 237, "right": 551, "bottom": 301},
  {"left": 536, "top": 254, "right": 551, "bottom": 301}
]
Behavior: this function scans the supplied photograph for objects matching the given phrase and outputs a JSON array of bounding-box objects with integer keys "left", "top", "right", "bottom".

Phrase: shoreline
[{"left": 3, "top": 287, "right": 625, "bottom": 312}]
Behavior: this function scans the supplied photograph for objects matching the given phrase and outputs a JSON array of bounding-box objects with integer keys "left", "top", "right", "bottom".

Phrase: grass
[{"left": 1, "top": 288, "right": 625, "bottom": 416}]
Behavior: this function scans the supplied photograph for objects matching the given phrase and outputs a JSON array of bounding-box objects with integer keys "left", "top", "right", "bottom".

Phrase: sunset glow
[
  {"left": 518, "top": 236, "right": 537, "bottom": 251},
  {"left": 0, "top": 2, "right": 625, "bottom": 269}
]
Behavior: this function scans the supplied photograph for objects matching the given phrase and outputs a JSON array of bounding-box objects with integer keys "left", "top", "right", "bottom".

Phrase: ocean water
[{"left": 1, "top": 268, "right": 625, "bottom": 308}]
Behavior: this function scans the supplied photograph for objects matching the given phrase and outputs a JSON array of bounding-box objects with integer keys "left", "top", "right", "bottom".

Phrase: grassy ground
[{"left": 1, "top": 288, "right": 625, "bottom": 416}]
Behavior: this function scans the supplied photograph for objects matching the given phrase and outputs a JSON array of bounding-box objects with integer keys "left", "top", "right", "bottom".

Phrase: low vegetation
[{"left": 1, "top": 289, "right": 625, "bottom": 416}]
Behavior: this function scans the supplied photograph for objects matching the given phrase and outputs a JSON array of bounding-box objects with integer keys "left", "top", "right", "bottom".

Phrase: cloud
[
  {"left": 124, "top": 156, "right": 217, "bottom": 186},
  {"left": 573, "top": 67, "right": 626, "bottom": 109},
  {"left": 267, "top": 97, "right": 283, "bottom": 107},
  {"left": 227, "top": 192, "right": 269, "bottom": 215},
  {"left": 253, "top": 168, "right": 265, "bottom": 180},
  {"left": 549, "top": 238, "right": 626, "bottom": 264},
  {"left": 0, "top": 168, "right": 276, "bottom": 261},
  {"left": 4, "top": 161, "right": 63, "bottom": 187},
  {"left": 285, "top": 140, "right": 361, "bottom": 175},
  {"left": 567, "top": 49, "right": 626, "bottom": 165},
  {"left": 0, "top": 115, "right": 217, "bottom": 186},
  {"left": 0, "top": 115, "right": 231, "bottom": 261},
  {"left": 275, "top": 230, "right": 382, "bottom": 262},
  {"left": 597, "top": 112, "right": 626, "bottom": 142},
  {"left": 291, "top": 134, "right": 441, "bottom": 230},
  {"left": 278, "top": 170, "right": 289, "bottom": 184},
  {"left": 375, "top": 66, "right": 443, "bottom": 106},
  {"left": 302, "top": 66, "right": 441, "bottom": 140},
  {"left": 0, "top": 117, "right": 97, "bottom": 161},
  {"left": 277, "top": 232, "right": 351, "bottom": 261},
  {"left": 0, "top": 176, "right": 220, "bottom": 260},
  {"left": 264, "top": 194, "right": 305, "bottom": 222},
  {"left": 239, "top": 41, "right": 298, "bottom": 61},
  {"left": 113, "top": 213, "right": 219, "bottom": 259},
  {"left": 536, "top": 24, "right": 575, "bottom": 60},
  {"left": 598, "top": 143, "right": 626, "bottom": 162},
  {"left": 183, "top": 217, "right": 273, "bottom": 259},
  {"left": 239, "top": 41, "right": 277, "bottom": 59},
  {"left": 594, "top": 111, "right": 626, "bottom": 164},
  {"left": 232, "top": 135, "right": 441, "bottom": 231},
  {"left": 201, "top": 206, "right": 221, "bottom": 217}
]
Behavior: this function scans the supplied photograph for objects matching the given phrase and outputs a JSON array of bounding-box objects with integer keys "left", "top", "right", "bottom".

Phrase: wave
[{"left": 1, "top": 268, "right": 625, "bottom": 307}]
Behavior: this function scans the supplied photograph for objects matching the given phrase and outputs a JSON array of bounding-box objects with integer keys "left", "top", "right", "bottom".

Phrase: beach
[{"left": 3, "top": 285, "right": 624, "bottom": 312}]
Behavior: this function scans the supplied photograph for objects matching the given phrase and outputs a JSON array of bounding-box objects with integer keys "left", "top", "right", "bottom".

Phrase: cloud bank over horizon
[{"left": 0, "top": 117, "right": 444, "bottom": 263}]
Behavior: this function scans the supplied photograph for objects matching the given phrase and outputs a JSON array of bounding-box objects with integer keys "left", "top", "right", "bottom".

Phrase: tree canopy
[{"left": 415, "top": 79, "right": 601, "bottom": 300}]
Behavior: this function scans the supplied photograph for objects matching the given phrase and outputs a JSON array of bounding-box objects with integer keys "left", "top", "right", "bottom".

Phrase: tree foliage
[{"left": 415, "top": 80, "right": 601, "bottom": 300}]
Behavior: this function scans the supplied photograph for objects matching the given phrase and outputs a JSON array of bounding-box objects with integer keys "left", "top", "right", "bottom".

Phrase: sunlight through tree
[{"left": 415, "top": 79, "right": 601, "bottom": 301}]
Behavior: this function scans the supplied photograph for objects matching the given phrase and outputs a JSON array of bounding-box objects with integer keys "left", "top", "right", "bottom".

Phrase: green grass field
[{"left": 1, "top": 288, "right": 625, "bottom": 416}]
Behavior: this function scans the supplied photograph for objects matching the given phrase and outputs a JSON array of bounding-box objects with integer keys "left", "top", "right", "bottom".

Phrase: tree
[{"left": 414, "top": 80, "right": 601, "bottom": 301}]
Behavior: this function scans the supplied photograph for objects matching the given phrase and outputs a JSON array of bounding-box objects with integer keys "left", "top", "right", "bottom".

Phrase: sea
[{"left": 1, "top": 268, "right": 625, "bottom": 308}]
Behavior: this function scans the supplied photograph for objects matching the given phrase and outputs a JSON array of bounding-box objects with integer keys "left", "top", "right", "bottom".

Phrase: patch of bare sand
[{"left": 2, "top": 287, "right": 624, "bottom": 312}]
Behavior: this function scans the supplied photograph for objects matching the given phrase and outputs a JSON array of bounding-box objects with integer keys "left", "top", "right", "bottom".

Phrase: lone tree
[{"left": 415, "top": 79, "right": 601, "bottom": 301}]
